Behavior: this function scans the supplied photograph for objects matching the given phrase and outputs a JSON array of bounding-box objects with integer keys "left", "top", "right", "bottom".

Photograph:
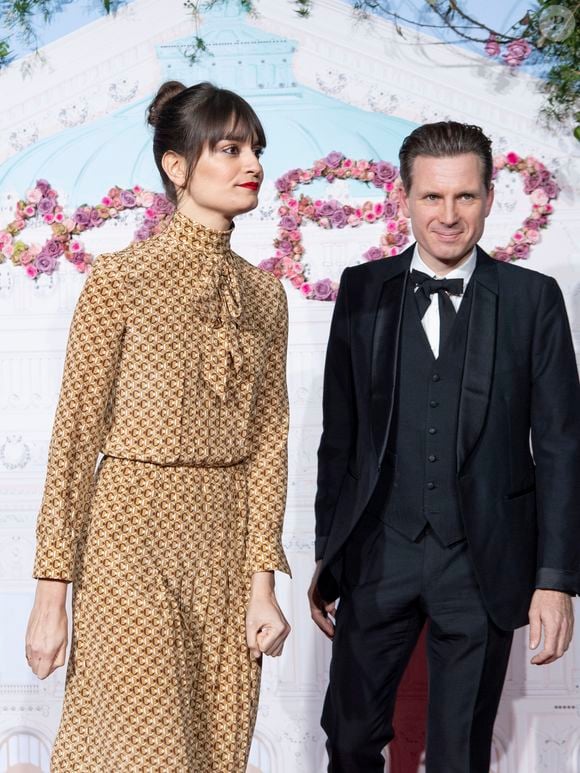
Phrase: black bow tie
[
  {"left": 410, "top": 269, "right": 464, "bottom": 352},
  {"left": 410, "top": 269, "right": 464, "bottom": 299}
]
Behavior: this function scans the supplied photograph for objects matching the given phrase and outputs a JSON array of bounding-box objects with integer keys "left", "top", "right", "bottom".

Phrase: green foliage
[
  {"left": 292, "top": 0, "right": 579, "bottom": 139},
  {"left": 0, "top": 0, "right": 113, "bottom": 67},
  {"left": 0, "top": 0, "right": 576, "bottom": 138}
]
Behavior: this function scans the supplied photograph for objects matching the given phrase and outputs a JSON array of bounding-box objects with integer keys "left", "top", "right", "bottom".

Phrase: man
[{"left": 308, "top": 121, "right": 580, "bottom": 772}]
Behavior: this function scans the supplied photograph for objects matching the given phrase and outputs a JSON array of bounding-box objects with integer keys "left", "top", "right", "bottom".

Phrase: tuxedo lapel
[
  {"left": 370, "top": 252, "right": 411, "bottom": 464},
  {"left": 456, "top": 248, "right": 499, "bottom": 473}
]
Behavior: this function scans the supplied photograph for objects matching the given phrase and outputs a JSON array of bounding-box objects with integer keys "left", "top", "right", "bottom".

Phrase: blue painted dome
[{"left": 0, "top": 4, "right": 417, "bottom": 206}]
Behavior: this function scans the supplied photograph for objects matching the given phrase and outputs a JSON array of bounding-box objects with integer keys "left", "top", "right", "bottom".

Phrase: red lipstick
[{"left": 239, "top": 182, "right": 259, "bottom": 191}]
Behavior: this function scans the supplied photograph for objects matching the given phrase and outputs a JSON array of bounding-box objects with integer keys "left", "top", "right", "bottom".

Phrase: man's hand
[
  {"left": 308, "top": 561, "right": 337, "bottom": 639},
  {"left": 528, "top": 589, "right": 574, "bottom": 665}
]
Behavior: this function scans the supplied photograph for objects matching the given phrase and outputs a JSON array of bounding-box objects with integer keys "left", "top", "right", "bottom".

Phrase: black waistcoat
[{"left": 368, "top": 279, "right": 473, "bottom": 545}]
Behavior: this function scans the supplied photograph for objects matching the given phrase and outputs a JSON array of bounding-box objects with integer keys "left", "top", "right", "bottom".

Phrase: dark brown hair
[
  {"left": 399, "top": 121, "right": 493, "bottom": 192},
  {"left": 147, "top": 81, "right": 266, "bottom": 204}
]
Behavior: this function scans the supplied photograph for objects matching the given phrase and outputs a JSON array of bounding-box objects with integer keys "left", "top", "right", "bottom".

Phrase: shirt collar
[{"left": 411, "top": 244, "right": 477, "bottom": 286}]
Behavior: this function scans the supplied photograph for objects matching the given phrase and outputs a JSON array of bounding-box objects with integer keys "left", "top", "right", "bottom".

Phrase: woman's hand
[
  {"left": 25, "top": 579, "right": 69, "bottom": 679},
  {"left": 246, "top": 571, "right": 291, "bottom": 660}
]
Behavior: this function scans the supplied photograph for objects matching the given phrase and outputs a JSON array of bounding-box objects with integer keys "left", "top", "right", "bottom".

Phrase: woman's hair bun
[{"left": 147, "top": 81, "right": 187, "bottom": 127}]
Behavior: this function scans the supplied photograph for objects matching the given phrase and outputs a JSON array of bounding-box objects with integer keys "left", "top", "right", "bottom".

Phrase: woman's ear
[{"left": 161, "top": 150, "right": 187, "bottom": 188}]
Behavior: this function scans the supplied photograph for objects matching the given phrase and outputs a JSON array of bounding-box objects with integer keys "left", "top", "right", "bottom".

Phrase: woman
[{"left": 25, "top": 80, "right": 291, "bottom": 772}]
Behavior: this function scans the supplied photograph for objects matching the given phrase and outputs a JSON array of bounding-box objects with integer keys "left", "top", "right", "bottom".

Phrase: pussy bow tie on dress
[{"left": 170, "top": 211, "right": 243, "bottom": 400}]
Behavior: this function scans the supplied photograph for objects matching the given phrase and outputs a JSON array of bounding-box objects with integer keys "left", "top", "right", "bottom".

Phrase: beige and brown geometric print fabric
[{"left": 33, "top": 211, "right": 290, "bottom": 771}]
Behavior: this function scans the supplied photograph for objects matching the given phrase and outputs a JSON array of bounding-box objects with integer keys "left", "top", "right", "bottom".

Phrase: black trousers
[{"left": 322, "top": 513, "right": 514, "bottom": 773}]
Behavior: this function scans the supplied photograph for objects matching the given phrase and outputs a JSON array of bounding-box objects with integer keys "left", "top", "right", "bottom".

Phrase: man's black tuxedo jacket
[{"left": 315, "top": 245, "right": 580, "bottom": 630}]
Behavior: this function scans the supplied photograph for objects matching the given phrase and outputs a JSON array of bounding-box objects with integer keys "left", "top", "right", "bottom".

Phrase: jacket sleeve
[
  {"left": 314, "top": 268, "right": 355, "bottom": 561},
  {"left": 531, "top": 276, "right": 580, "bottom": 595},
  {"left": 33, "top": 254, "right": 126, "bottom": 581},
  {"left": 244, "top": 281, "right": 290, "bottom": 576}
]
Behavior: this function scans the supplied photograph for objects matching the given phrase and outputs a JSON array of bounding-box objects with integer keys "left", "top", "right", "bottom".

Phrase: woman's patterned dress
[{"left": 33, "top": 211, "right": 290, "bottom": 772}]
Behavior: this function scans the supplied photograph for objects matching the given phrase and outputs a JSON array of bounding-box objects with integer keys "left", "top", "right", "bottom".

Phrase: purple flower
[
  {"left": 363, "top": 246, "right": 384, "bottom": 262},
  {"left": 393, "top": 232, "right": 408, "bottom": 247},
  {"left": 135, "top": 225, "right": 152, "bottom": 241},
  {"left": 36, "top": 179, "right": 50, "bottom": 195},
  {"left": 312, "top": 278, "right": 333, "bottom": 300},
  {"left": 43, "top": 238, "right": 65, "bottom": 258},
  {"left": 325, "top": 151, "right": 344, "bottom": 169},
  {"left": 279, "top": 215, "right": 298, "bottom": 230},
  {"left": 120, "top": 189, "right": 137, "bottom": 208},
  {"left": 258, "top": 257, "right": 281, "bottom": 272},
  {"left": 37, "top": 197, "right": 55, "bottom": 215},
  {"left": 74, "top": 208, "right": 91, "bottom": 227},
  {"left": 35, "top": 253, "right": 58, "bottom": 273},
  {"left": 523, "top": 175, "right": 539, "bottom": 194},
  {"left": 71, "top": 251, "right": 86, "bottom": 265},
  {"left": 277, "top": 240, "right": 293, "bottom": 256},
  {"left": 538, "top": 215, "right": 548, "bottom": 226},
  {"left": 330, "top": 209, "right": 348, "bottom": 228},
  {"left": 89, "top": 208, "right": 103, "bottom": 227},
  {"left": 513, "top": 243, "right": 530, "bottom": 258},
  {"left": 318, "top": 201, "right": 337, "bottom": 217},
  {"left": 152, "top": 193, "right": 174, "bottom": 214},
  {"left": 275, "top": 176, "right": 292, "bottom": 193},
  {"left": 543, "top": 181, "right": 559, "bottom": 199},
  {"left": 372, "top": 161, "right": 397, "bottom": 187},
  {"left": 384, "top": 201, "right": 399, "bottom": 218}
]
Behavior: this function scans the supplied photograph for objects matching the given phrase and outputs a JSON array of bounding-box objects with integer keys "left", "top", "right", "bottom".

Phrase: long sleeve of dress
[
  {"left": 244, "top": 282, "right": 291, "bottom": 577},
  {"left": 33, "top": 255, "right": 126, "bottom": 580}
]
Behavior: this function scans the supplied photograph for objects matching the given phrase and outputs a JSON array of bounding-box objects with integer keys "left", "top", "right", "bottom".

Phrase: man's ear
[
  {"left": 484, "top": 183, "right": 495, "bottom": 218},
  {"left": 399, "top": 185, "right": 411, "bottom": 219}
]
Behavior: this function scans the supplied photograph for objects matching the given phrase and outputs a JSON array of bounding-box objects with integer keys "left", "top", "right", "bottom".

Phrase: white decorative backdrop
[{"left": 0, "top": 1, "right": 579, "bottom": 772}]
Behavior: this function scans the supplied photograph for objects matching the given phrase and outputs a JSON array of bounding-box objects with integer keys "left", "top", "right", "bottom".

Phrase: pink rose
[
  {"left": 503, "top": 39, "right": 532, "bottom": 67},
  {"left": 291, "top": 275, "right": 305, "bottom": 288},
  {"left": 140, "top": 191, "right": 155, "bottom": 207},
  {"left": 506, "top": 152, "right": 520, "bottom": 165},
  {"left": 530, "top": 189, "right": 549, "bottom": 206},
  {"left": 364, "top": 212, "right": 376, "bottom": 223},
  {"left": 387, "top": 219, "right": 398, "bottom": 233},
  {"left": 27, "top": 188, "right": 42, "bottom": 203},
  {"left": 373, "top": 202, "right": 385, "bottom": 217},
  {"left": 513, "top": 231, "right": 525, "bottom": 242},
  {"left": 24, "top": 205, "right": 35, "bottom": 217},
  {"left": 43, "top": 214, "right": 55, "bottom": 224},
  {"left": 101, "top": 196, "right": 112, "bottom": 206},
  {"left": 484, "top": 35, "right": 501, "bottom": 57},
  {"left": 300, "top": 283, "right": 312, "bottom": 296},
  {"left": 526, "top": 229, "right": 540, "bottom": 244},
  {"left": 25, "top": 264, "right": 38, "bottom": 278}
]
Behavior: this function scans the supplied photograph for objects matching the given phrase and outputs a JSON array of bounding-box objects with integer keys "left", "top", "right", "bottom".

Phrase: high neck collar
[{"left": 168, "top": 209, "right": 234, "bottom": 254}]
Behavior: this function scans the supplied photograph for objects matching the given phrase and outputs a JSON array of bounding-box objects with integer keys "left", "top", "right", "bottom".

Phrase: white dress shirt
[{"left": 410, "top": 246, "right": 477, "bottom": 359}]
